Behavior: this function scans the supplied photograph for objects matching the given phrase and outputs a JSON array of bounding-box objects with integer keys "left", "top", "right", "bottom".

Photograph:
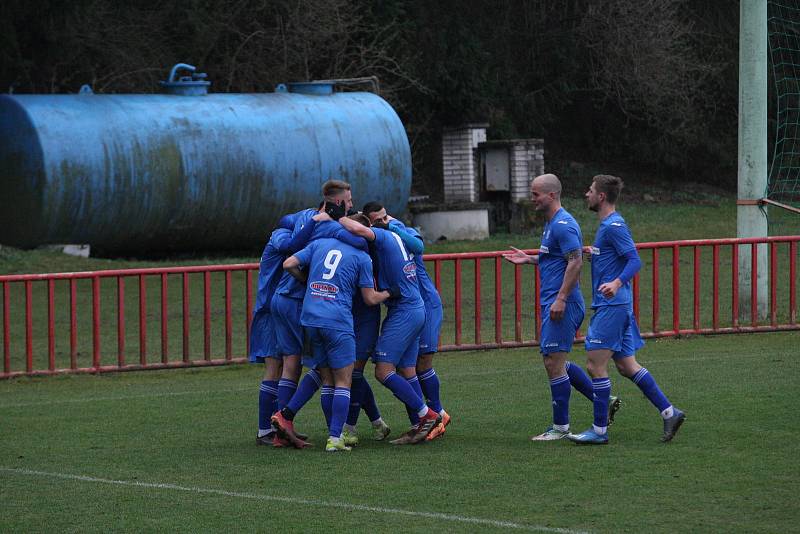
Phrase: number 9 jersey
[{"left": 293, "top": 238, "right": 375, "bottom": 333}]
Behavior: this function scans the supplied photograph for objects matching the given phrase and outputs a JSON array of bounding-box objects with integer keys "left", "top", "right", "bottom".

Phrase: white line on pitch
[{"left": 0, "top": 467, "right": 589, "bottom": 534}]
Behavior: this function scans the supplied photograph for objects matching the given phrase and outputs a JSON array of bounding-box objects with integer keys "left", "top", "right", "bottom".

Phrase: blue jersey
[
  {"left": 389, "top": 221, "right": 442, "bottom": 308},
  {"left": 538, "top": 208, "right": 584, "bottom": 306},
  {"left": 353, "top": 288, "right": 381, "bottom": 325},
  {"left": 294, "top": 238, "right": 374, "bottom": 332},
  {"left": 275, "top": 209, "right": 318, "bottom": 299},
  {"left": 590, "top": 212, "right": 637, "bottom": 308},
  {"left": 372, "top": 227, "right": 425, "bottom": 310},
  {"left": 253, "top": 228, "right": 292, "bottom": 313}
]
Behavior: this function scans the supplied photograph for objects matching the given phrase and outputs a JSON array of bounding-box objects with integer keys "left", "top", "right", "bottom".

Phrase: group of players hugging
[
  {"left": 250, "top": 173, "right": 686, "bottom": 453},
  {"left": 249, "top": 180, "right": 448, "bottom": 452}
]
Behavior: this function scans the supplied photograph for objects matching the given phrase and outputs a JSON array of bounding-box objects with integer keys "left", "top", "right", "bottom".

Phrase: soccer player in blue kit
[
  {"left": 362, "top": 202, "right": 450, "bottom": 441},
  {"left": 250, "top": 224, "right": 316, "bottom": 445},
  {"left": 341, "top": 286, "right": 392, "bottom": 444},
  {"left": 339, "top": 210, "right": 442, "bottom": 444},
  {"left": 504, "top": 174, "right": 603, "bottom": 441},
  {"left": 274, "top": 214, "right": 395, "bottom": 452},
  {"left": 267, "top": 180, "right": 367, "bottom": 446},
  {"left": 567, "top": 175, "right": 685, "bottom": 445}
]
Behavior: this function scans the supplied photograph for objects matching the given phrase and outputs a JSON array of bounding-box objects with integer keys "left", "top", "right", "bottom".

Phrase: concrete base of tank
[
  {"left": 38, "top": 244, "right": 91, "bottom": 258},
  {"left": 411, "top": 205, "right": 490, "bottom": 242}
]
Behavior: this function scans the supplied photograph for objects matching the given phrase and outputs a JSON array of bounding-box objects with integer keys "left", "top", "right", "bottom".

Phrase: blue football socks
[
  {"left": 347, "top": 369, "right": 365, "bottom": 426},
  {"left": 592, "top": 377, "right": 612, "bottom": 434},
  {"left": 285, "top": 369, "right": 321, "bottom": 416},
  {"left": 418, "top": 367, "right": 444, "bottom": 413},
  {"left": 566, "top": 361, "right": 594, "bottom": 401},
  {"left": 360, "top": 375, "right": 381, "bottom": 423},
  {"left": 320, "top": 386, "right": 334, "bottom": 428},
  {"left": 405, "top": 375, "right": 423, "bottom": 425},
  {"left": 276, "top": 378, "right": 297, "bottom": 411},
  {"left": 380, "top": 371, "right": 425, "bottom": 413},
  {"left": 258, "top": 379, "right": 279, "bottom": 434},
  {"left": 330, "top": 387, "right": 351, "bottom": 438},
  {"left": 549, "top": 374, "right": 571, "bottom": 429},
  {"left": 630, "top": 367, "right": 672, "bottom": 415}
]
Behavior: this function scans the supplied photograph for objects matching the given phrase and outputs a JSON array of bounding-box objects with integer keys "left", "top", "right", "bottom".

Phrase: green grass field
[
  {"left": 1, "top": 198, "right": 798, "bottom": 532},
  {"left": 1, "top": 332, "right": 798, "bottom": 533}
]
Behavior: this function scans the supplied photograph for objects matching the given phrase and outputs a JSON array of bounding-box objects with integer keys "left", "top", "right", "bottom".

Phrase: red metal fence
[{"left": 1, "top": 236, "right": 798, "bottom": 378}]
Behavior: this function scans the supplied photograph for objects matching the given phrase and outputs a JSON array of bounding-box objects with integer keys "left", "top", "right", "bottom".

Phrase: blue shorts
[
  {"left": 270, "top": 293, "right": 304, "bottom": 357},
  {"left": 539, "top": 300, "right": 585, "bottom": 355},
  {"left": 585, "top": 305, "right": 645, "bottom": 359},
  {"left": 419, "top": 304, "right": 443, "bottom": 355},
  {"left": 355, "top": 316, "right": 380, "bottom": 361},
  {"left": 373, "top": 305, "right": 425, "bottom": 368},
  {"left": 248, "top": 309, "right": 280, "bottom": 363},
  {"left": 304, "top": 327, "right": 356, "bottom": 370}
]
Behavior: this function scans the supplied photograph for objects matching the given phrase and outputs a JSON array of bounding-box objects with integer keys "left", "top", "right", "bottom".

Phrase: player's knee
[
  {"left": 614, "top": 357, "right": 640, "bottom": 378},
  {"left": 585, "top": 359, "right": 604, "bottom": 378},
  {"left": 416, "top": 354, "right": 433, "bottom": 372},
  {"left": 542, "top": 354, "right": 567, "bottom": 378}
]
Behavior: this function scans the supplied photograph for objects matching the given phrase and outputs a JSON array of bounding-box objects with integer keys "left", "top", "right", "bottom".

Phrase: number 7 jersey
[{"left": 293, "top": 238, "right": 375, "bottom": 333}]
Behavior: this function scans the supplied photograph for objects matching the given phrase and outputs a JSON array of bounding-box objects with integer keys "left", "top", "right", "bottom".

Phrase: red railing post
[
  {"left": 534, "top": 266, "right": 541, "bottom": 342},
  {"left": 117, "top": 277, "right": 125, "bottom": 367},
  {"left": 672, "top": 245, "right": 680, "bottom": 334},
  {"left": 770, "top": 242, "right": 778, "bottom": 327},
  {"left": 161, "top": 273, "right": 168, "bottom": 363},
  {"left": 435, "top": 259, "right": 443, "bottom": 349},
  {"left": 69, "top": 279, "right": 77, "bottom": 369},
  {"left": 474, "top": 258, "right": 482, "bottom": 345},
  {"left": 732, "top": 244, "right": 739, "bottom": 328},
  {"left": 47, "top": 279, "right": 55, "bottom": 371},
  {"left": 139, "top": 275, "right": 147, "bottom": 365},
  {"left": 751, "top": 243, "right": 758, "bottom": 327},
  {"left": 652, "top": 248, "right": 660, "bottom": 333},
  {"left": 2, "top": 282, "right": 9, "bottom": 374},
  {"left": 204, "top": 271, "right": 211, "bottom": 360},
  {"left": 494, "top": 257, "right": 502, "bottom": 343},
  {"left": 92, "top": 276, "right": 100, "bottom": 369},
  {"left": 693, "top": 246, "right": 701, "bottom": 332},
  {"left": 245, "top": 269, "right": 253, "bottom": 356},
  {"left": 25, "top": 281, "right": 33, "bottom": 373},
  {"left": 514, "top": 264, "right": 522, "bottom": 342},
  {"left": 225, "top": 270, "right": 232, "bottom": 360},
  {"left": 454, "top": 259, "right": 462, "bottom": 346},
  {"left": 712, "top": 245, "right": 720, "bottom": 331},
  {"left": 182, "top": 273, "right": 190, "bottom": 363},
  {"left": 791, "top": 241, "right": 797, "bottom": 324}
]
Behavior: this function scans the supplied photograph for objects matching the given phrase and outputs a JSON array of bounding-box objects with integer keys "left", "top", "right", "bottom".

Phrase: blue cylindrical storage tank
[{"left": 0, "top": 75, "right": 411, "bottom": 254}]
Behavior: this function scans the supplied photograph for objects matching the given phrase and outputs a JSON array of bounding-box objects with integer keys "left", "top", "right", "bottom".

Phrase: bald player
[{"left": 504, "top": 174, "right": 617, "bottom": 440}]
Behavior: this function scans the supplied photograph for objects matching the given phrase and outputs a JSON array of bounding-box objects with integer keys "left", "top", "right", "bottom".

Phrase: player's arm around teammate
[{"left": 363, "top": 203, "right": 451, "bottom": 440}]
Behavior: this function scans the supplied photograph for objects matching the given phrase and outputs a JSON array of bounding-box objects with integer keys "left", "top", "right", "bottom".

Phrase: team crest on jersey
[
  {"left": 310, "top": 281, "right": 339, "bottom": 299},
  {"left": 590, "top": 246, "right": 600, "bottom": 255},
  {"left": 403, "top": 262, "right": 417, "bottom": 280},
  {"left": 540, "top": 245, "right": 550, "bottom": 254}
]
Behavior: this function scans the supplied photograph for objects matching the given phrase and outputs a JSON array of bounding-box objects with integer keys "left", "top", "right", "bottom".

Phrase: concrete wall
[
  {"left": 413, "top": 209, "right": 490, "bottom": 241},
  {"left": 442, "top": 124, "right": 488, "bottom": 203},
  {"left": 509, "top": 139, "right": 544, "bottom": 202}
]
